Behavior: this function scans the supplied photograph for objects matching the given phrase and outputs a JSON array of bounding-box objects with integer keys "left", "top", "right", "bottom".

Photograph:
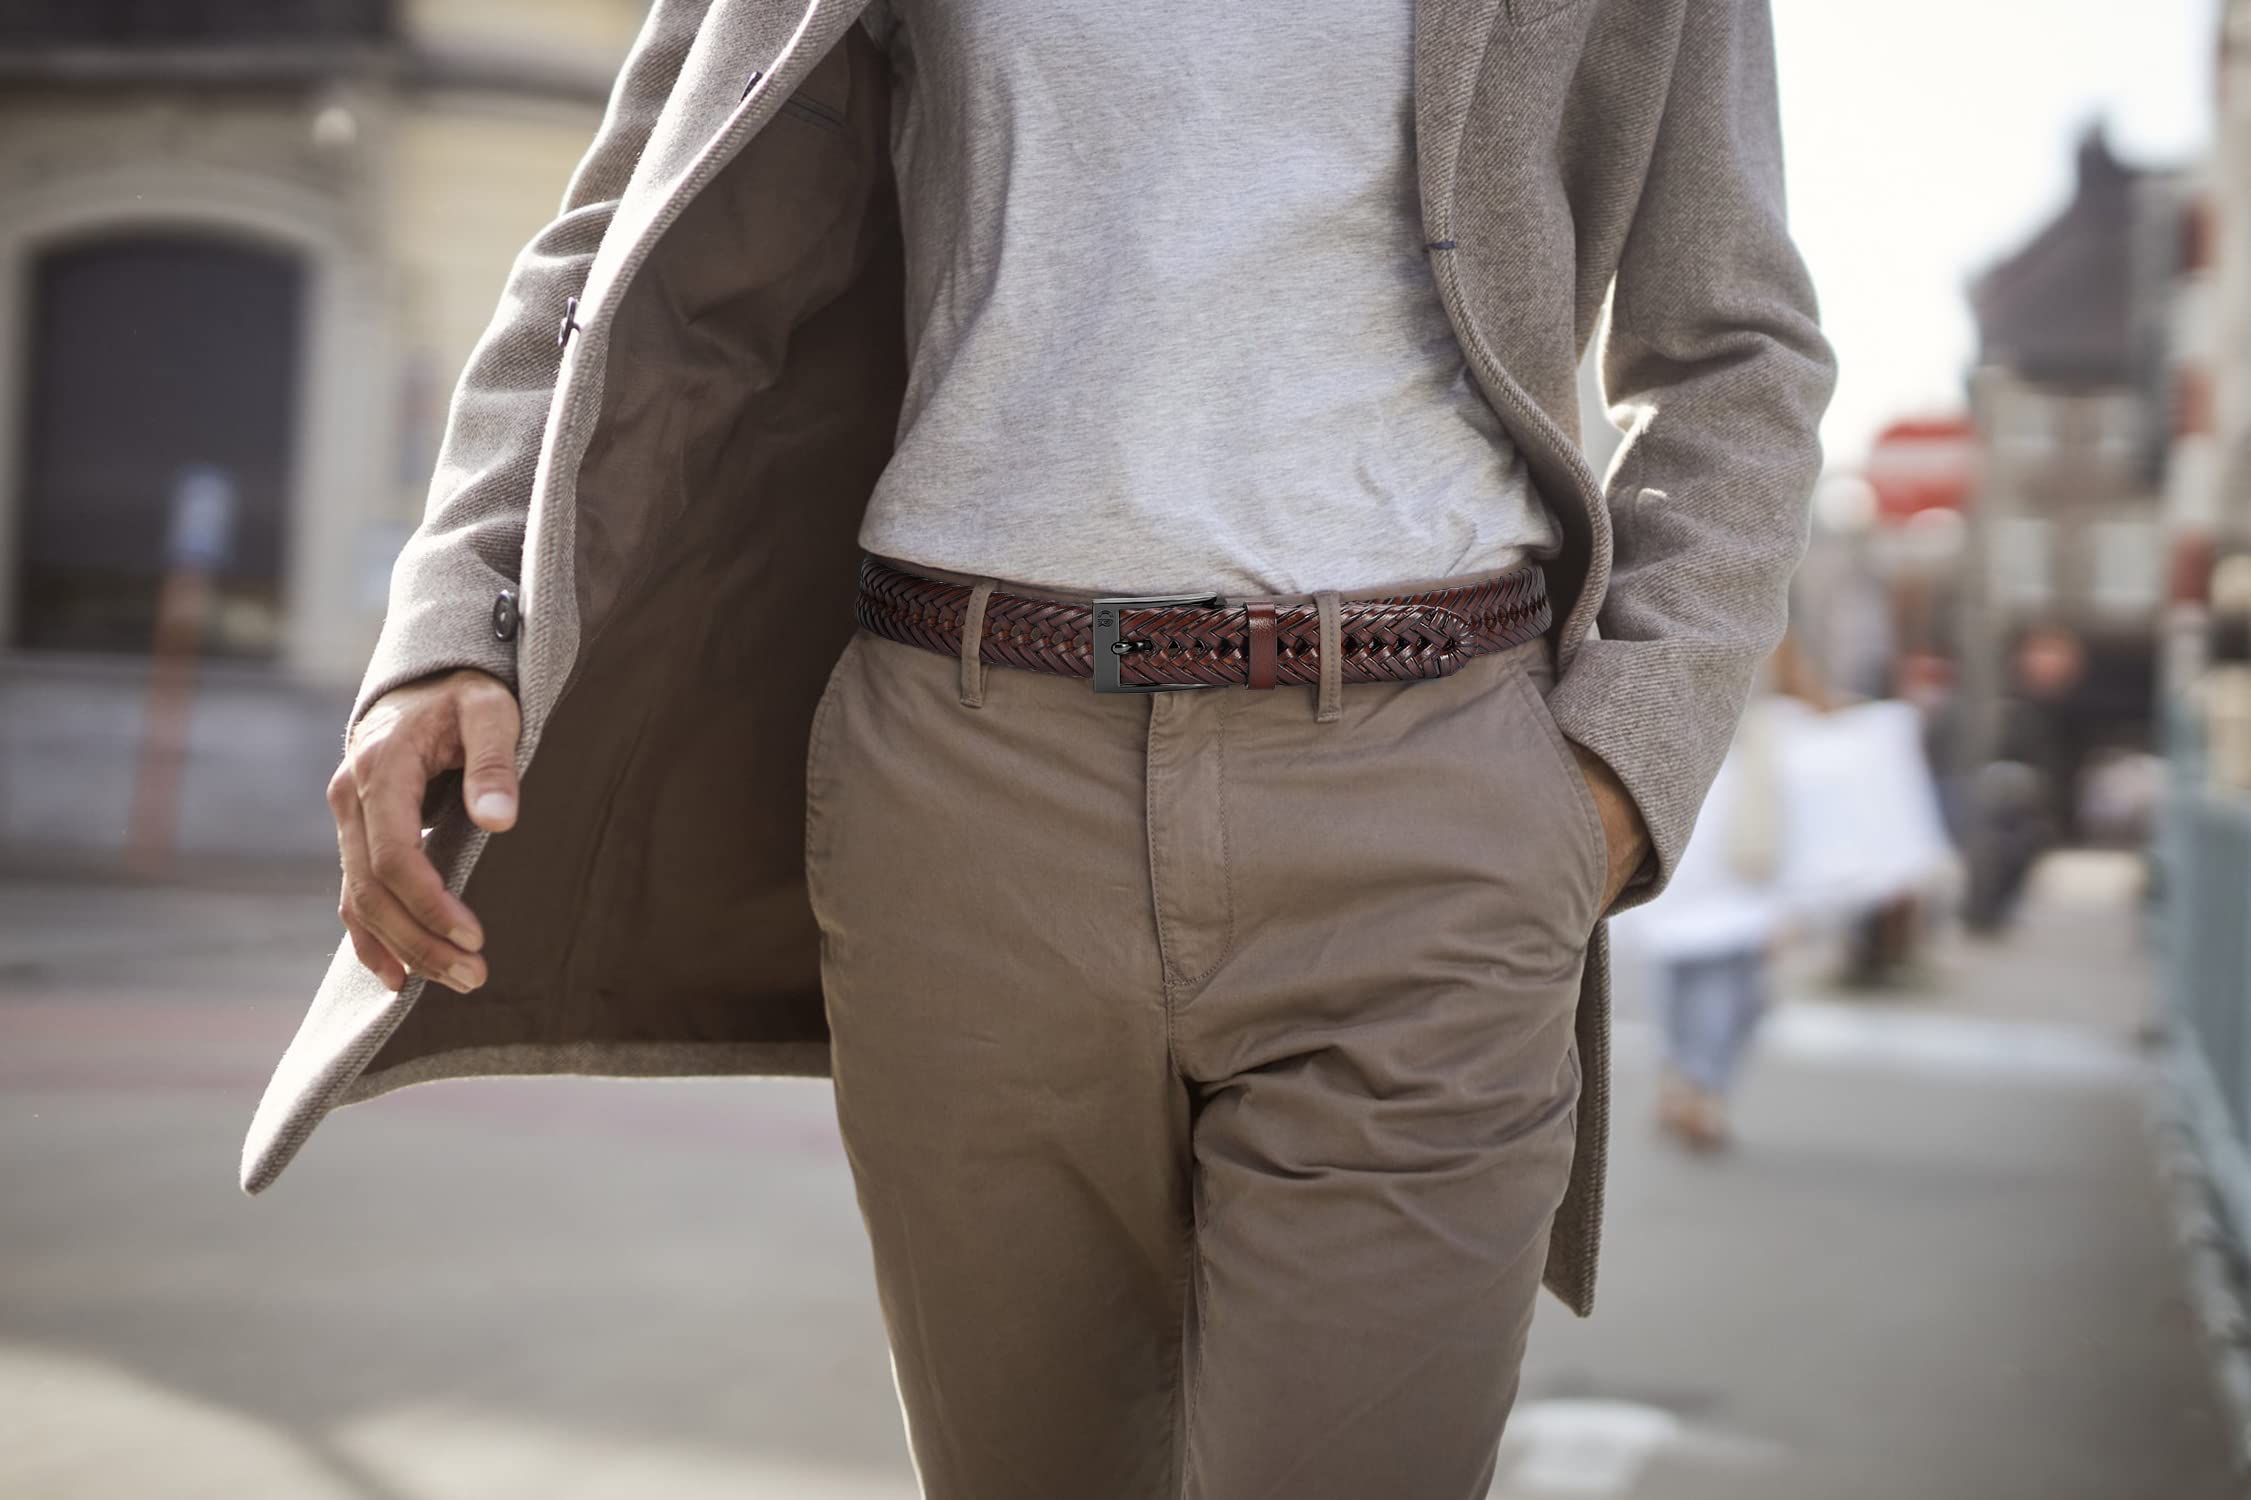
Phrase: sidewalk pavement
[{"left": 0, "top": 851, "right": 2235, "bottom": 1498}]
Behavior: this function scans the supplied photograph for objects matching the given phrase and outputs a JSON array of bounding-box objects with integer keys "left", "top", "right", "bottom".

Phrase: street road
[{"left": 0, "top": 853, "right": 2233, "bottom": 1498}]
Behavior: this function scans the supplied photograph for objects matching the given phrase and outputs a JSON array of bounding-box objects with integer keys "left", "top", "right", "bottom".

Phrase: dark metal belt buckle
[{"left": 1091, "top": 592, "right": 1225, "bottom": 693}]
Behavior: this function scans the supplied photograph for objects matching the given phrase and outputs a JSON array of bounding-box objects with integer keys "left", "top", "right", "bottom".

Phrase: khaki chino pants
[{"left": 804, "top": 565, "right": 1604, "bottom": 1500}]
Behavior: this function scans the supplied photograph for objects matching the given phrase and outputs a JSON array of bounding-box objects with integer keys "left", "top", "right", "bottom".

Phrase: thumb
[{"left": 455, "top": 679, "right": 523, "bottom": 831}]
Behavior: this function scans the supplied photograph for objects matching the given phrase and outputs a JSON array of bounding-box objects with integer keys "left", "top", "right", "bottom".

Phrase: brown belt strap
[{"left": 852, "top": 556, "right": 1551, "bottom": 694}]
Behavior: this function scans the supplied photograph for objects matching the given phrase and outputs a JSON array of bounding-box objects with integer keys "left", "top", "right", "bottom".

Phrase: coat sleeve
[
  {"left": 345, "top": 0, "right": 714, "bottom": 737},
  {"left": 1540, "top": 0, "right": 1837, "bottom": 909}
]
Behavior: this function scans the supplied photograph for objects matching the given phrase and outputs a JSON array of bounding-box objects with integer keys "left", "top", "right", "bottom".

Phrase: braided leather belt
[{"left": 852, "top": 556, "right": 1552, "bottom": 693}]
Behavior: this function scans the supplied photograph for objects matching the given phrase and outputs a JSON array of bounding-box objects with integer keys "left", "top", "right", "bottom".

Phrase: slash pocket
[
  {"left": 803, "top": 628, "right": 869, "bottom": 932},
  {"left": 1501, "top": 653, "right": 1611, "bottom": 933}
]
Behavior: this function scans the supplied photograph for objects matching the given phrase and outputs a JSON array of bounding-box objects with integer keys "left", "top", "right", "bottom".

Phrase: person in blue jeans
[
  {"left": 1656, "top": 947, "right": 1774, "bottom": 1150},
  {"left": 1634, "top": 638, "right": 1819, "bottom": 1150}
]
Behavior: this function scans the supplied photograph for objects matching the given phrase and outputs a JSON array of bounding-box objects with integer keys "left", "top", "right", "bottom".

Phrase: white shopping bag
[
  {"left": 1775, "top": 698, "right": 1953, "bottom": 912},
  {"left": 1613, "top": 697, "right": 1952, "bottom": 962}
]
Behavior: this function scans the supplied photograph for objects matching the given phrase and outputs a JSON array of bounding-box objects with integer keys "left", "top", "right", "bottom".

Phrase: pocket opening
[{"left": 1502, "top": 654, "right": 1611, "bottom": 919}]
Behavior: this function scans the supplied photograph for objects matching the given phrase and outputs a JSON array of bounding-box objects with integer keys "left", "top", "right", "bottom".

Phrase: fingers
[
  {"left": 330, "top": 690, "right": 494, "bottom": 991},
  {"left": 455, "top": 677, "right": 523, "bottom": 831},
  {"left": 353, "top": 738, "right": 486, "bottom": 956},
  {"left": 334, "top": 778, "right": 488, "bottom": 994},
  {"left": 332, "top": 770, "right": 407, "bottom": 992},
  {"left": 326, "top": 671, "right": 518, "bottom": 993}
]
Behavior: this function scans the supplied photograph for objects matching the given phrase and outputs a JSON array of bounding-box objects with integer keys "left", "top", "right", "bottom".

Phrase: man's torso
[{"left": 851, "top": 0, "right": 1558, "bottom": 597}]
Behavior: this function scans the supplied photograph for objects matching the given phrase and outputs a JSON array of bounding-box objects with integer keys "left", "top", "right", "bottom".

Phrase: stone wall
[{"left": 0, "top": 1, "right": 636, "bottom": 864}]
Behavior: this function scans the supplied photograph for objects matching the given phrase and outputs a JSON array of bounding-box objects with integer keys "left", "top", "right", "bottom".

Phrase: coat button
[
  {"left": 492, "top": 588, "right": 520, "bottom": 642},
  {"left": 556, "top": 295, "right": 580, "bottom": 348}
]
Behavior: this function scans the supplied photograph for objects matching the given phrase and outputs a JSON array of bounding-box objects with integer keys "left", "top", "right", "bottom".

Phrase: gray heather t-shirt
[{"left": 851, "top": 0, "right": 1558, "bottom": 598}]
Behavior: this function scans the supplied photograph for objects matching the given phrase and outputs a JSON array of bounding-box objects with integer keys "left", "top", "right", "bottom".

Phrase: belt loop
[
  {"left": 958, "top": 578, "right": 995, "bottom": 709},
  {"left": 1245, "top": 601, "right": 1278, "bottom": 691},
  {"left": 1314, "top": 589, "right": 1343, "bottom": 723}
]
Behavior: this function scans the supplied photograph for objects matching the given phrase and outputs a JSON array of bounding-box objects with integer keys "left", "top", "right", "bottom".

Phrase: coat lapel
[
  {"left": 1412, "top": 0, "right": 1509, "bottom": 242},
  {"left": 578, "top": 0, "right": 869, "bottom": 337},
  {"left": 521, "top": 0, "right": 873, "bottom": 743}
]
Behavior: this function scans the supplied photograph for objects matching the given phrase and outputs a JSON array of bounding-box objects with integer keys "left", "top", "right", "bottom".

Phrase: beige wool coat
[{"left": 242, "top": 0, "right": 1836, "bottom": 1316}]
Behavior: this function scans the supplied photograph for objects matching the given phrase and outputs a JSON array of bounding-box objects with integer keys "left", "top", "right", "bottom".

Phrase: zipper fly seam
[{"left": 1147, "top": 707, "right": 1185, "bottom": 1075}]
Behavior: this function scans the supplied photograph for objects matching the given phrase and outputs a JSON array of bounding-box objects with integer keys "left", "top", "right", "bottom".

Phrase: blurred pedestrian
[
  {"left": 1960, "top": 759, "right": 2059, "bottom": 934},
  {"left": 1638, "top": 638, "right": 1818, "bottom": 1151},
  {"left": 1963, "top": 622, "right": 2086, "bottom": 935},
  {"left": 1896, "top": 649, "right": 1966, "bottom": 841},
  {"left": 1829, "top": 649, "right": 1961, "bottom": 989}
]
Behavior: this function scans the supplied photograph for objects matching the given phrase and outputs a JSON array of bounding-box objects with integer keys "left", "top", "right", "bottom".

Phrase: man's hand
[
  {"left": 328, "top": 668, "right": 521, "bottom": 994},
  {"left": 1569, "top": 740, "right": 1651, "bottom": 916}
]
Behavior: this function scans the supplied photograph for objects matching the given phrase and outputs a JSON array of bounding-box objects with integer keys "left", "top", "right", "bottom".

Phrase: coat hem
[{"left": 338, "top": 1039, "right": 838, "bottom": 1106}]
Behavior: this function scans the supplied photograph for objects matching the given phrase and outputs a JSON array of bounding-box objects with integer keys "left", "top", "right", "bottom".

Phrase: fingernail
[
  {"left": 449, "top": 924, "right": 482, "bottom": 951},
  {"left": 473, "top": 791, "right": 516, "bottom": 822},
  {"left": 448, "top": 965, "right": 482, "bottom": 992}
]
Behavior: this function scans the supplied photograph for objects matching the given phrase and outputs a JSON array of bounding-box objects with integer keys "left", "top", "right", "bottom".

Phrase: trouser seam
[
  {"left": 1182, "top": 1151, "right": 1210, "bottom": 1492},
  {"left": 1520, "top": 657, "right": 1610, "bottom": 921},
  {"left": 1149, "top": 705, "right": 1236, "bottom": 995},
  {"left": 1177, "top": 696, "right": 1236, "bottom": 990},
  {"left": 801, "top": 634, "right": 855, "bottom": 932},
  {"left": 1148, "top": 711, "right": 1184, "bottom": 1056}
]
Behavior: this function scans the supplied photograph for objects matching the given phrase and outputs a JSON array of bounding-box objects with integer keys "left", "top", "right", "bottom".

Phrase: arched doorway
[{"left": 10, "top": 234, "right": 304, "bottom": 656}]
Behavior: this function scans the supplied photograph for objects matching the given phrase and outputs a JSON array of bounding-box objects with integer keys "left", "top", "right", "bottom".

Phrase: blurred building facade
[
  {"left": 2206, "top": 0, "right": 2251, "bottom": 560},
  {"left": 0, "top": 0, "right": 641, "bottom": 863},
  {"left": 1955, "top": 128, "right": 2190, "bottom": 799},
  {"left": 2152, "top": 6, "right": 2251, "bottom": 1458}
]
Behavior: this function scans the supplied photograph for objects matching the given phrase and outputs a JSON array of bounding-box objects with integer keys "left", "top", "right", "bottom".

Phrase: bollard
[{"left": 124, "top": 465, "right": 235, "bottom": 878}]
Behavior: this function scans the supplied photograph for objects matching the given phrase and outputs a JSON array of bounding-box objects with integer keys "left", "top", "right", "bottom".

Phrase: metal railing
[
  {"left": 2153, "top": 700, "right": 2251, "bottom": 1473},
  {"left": 2167, "top": 780, "right": 2251, "bottom": 1134}
]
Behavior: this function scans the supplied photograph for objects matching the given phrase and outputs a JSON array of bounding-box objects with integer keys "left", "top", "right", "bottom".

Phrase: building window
[
  {"left": 1992, "top": 517, "right": 2053, "bottom": 607},
  {"left": 0, "top": 1, "right": 394, "bottom": 45},
  {"left": 10, "top": 235, "right": 304, "bottom": 657},
  {"left": 1996, "top": 396, "right": 2052, "bottom": 458},
  {"left": 2092, "top": 396, "right": 2142, "bottom": 467},
  {"left": 2089, "top": 518, "right": 2162, "bottom": 615}
]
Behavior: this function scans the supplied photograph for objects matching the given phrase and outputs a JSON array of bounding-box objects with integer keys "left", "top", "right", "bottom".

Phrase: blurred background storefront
[{"left": 0, "top": 0, "right": 641, "bottom": 866}]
